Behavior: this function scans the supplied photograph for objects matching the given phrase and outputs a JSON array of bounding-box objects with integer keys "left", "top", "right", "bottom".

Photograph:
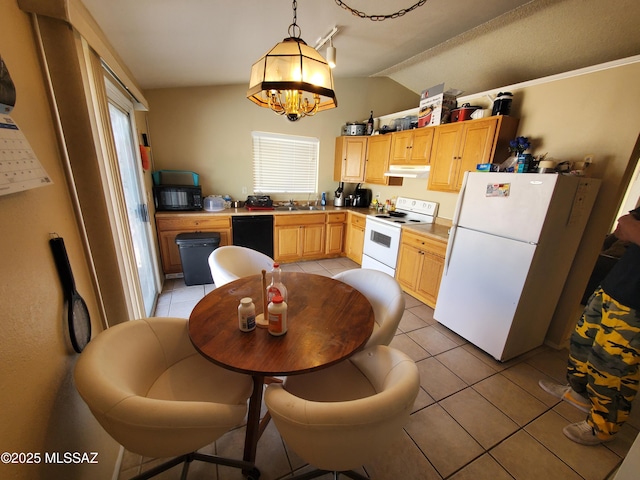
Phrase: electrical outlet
[
  {"left": 584, "top": 154, "right": 594, "bottom": 165},
  {"left": 242, "top": 186, "right": 248, "bottom": 194},
  {"left": 375, "top": 192, "right": 381, "bottom": 199}
]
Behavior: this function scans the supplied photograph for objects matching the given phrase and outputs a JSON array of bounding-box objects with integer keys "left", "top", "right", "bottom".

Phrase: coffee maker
[
  {"left": 333, "top": 182, "right": 344, "bottom": 206},
  {"left": 353, "top": 184, "right": 372, "bottom": 208}
]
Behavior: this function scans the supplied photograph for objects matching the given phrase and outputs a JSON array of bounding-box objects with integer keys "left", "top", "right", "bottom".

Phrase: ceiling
[{"left": 81, "top": 0, "right": 534, "bottom": 90}]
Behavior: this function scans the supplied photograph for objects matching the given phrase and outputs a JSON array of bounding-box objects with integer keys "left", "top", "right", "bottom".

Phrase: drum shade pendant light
[{"left": 247, "top": 0, "right": 337, "bottom": 121}]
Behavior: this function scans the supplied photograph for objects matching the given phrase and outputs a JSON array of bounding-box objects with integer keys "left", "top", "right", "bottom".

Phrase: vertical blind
[{"left": 252, "top": 131, "right": 319, "bottom": 193}]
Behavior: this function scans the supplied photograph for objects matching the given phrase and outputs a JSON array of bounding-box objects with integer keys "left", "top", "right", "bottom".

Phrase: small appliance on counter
[
  {"left": 334, "top": 182, "right": 344, "bottom": 206},
  {"left": 353, "top": 184, "right": 372, "bottom": 207},
  {"left": 152, "top": 169, "right": 202, "bottom": 211},
  {"left": 245, "top": 195, "right": 274, "bottom": 211},
  {"left": 203, "top": 195, "right": 225, "bottom": 211}
]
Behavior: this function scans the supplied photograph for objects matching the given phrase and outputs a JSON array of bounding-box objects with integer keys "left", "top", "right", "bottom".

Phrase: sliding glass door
[{"left": 106, "top": 80, "right": 159, "bottom": 316}]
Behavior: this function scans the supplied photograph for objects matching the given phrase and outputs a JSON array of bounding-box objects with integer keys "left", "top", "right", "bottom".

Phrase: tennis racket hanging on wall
[{"left": 49, "top": 235, "right": 91, "bottom": 353}]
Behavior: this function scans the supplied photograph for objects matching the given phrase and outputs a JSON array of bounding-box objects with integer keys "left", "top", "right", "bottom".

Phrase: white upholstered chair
[
  {"left": 332, "top": 268, "right": 405, "bottom": 347},
  {"left": 265, "top": 345, "right": 420, "bottom": 479},
  {"left": 74, "top": 317, "right": 259, "bottom": 480},
  {"left": 208, "top": 245, "right": 274, "bottom": 287}
]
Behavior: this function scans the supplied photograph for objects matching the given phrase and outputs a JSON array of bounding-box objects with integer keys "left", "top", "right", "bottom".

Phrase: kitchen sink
[
  {"left": 274, "top": 205, "right": 325, "bottom": 211},
  {"left": 274, "top": 205, "right": 298, "bottom": 211}
]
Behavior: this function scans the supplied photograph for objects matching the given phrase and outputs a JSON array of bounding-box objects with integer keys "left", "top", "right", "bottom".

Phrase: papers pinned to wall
[{"left": 1, "top": 54, "right": 52, "bottom": 196}]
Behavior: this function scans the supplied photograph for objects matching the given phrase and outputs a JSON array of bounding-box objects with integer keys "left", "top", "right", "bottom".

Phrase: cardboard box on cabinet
[{"left": 417, "top": 83, "right": 462, "bottom": 127}]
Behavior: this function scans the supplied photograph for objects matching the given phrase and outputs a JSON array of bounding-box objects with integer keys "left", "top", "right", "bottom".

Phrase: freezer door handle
[
  {"left": 451, "top": 171, "right": 470, "bottom": 228},
  {"left": 444, "top": 225, "right": 457, "bottom": 275}
]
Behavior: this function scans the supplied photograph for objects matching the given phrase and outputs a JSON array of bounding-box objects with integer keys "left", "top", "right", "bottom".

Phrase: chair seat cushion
[
  {"left": 284, "top": 358, "right": 376, "bottom": 402},
  {"left": 147, "top": 353, "right": 252, "bottom": 404}
]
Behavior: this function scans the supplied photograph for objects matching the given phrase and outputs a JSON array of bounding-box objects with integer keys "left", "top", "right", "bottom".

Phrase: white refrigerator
[{"left": 434, "top": 172, "right": 600, "bottom": 361}]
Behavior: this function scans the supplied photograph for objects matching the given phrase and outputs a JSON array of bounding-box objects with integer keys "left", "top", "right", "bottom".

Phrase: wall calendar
[{"left": 1, "top": 54, "right": 53, "bottom": 197}]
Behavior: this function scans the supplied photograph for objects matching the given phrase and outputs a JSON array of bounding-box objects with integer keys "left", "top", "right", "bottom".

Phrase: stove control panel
[{"left": 395, "top": 197, "right": 439, "bottom": 217}]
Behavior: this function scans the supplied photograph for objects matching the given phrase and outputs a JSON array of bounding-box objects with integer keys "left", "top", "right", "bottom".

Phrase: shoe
[
  {"left": 563, "top": 420, "right": 614, "bottom": 446},
  {"left": 538, "top": 379, "right": 590, "bottom": 413}
]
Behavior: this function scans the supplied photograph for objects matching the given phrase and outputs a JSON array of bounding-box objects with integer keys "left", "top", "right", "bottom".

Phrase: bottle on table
[
  {"left": 268, "top": 295, "right": 288, "bottom": 336},
  {"left": 238, "top": 297, "right": 256, "bottom": 332},
  {"left": 267, "top": 263, "right": 288, "bottom": 303}
]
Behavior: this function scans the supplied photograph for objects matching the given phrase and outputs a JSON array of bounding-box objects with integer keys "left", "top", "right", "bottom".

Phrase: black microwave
[{"left": 153, "top": 185, "right": 202, "bottom": 211}]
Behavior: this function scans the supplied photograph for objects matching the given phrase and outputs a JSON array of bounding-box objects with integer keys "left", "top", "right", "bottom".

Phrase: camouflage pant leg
[{"left": 568, "top": 288, "right": 640, "bottom": 436}]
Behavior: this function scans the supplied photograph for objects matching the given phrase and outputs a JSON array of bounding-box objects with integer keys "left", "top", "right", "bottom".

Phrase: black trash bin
[{"left": 175, "top": 232, "right": 220, "bottom": 286}]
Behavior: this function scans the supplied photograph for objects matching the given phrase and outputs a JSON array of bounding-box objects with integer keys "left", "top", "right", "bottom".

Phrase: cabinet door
[
  {"left": 396, "top": 243, "right": 422, "bottom": 291},
  {"left": 416, "top": 251, "right": 445, "bottom": 306},
  {"left": 301, "top": 224, "right": 325, "bottom": 258},
  {"left": 389, "top": 131, "right": 414, "bottom": 164},
  {"left": 274, "top": 225, "right": 302, "bottom": 262},
  {"left": 334, "top": 136, "right": 367, "bottom": 183},
  {"left": 455, "top": 117, "right": 498, "bottom": 190},
  {"left": 407, "top": 128, "right": 434, "bottom": 165},
  {"left": 428, "top": 123, "right": 464, "bottom": 192},
  {"left": 364, "top": 134, "right": 393, "bottom": 185},
  {"left": 326, "top": 222, "right": 345, "bottom": 255},
  {"left": 347, "top": 224, "right": 364, "bottom": 264}
]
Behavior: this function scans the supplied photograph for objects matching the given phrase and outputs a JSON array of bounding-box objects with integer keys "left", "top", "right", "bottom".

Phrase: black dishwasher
[{"left": 232, "top": 215, "right": 274, "bottom": 259}]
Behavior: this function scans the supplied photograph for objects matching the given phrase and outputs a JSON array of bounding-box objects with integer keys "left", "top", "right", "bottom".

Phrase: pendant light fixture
[{"left": 247, "top": 0, "right": 337, "bottom": 121}]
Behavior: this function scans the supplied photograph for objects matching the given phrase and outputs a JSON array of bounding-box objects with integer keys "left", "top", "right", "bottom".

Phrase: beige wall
[
  {"left": 0, "top": 2, "right": 119, "bottom": 479},
  {"left": 145, "top": 78, "right": 420, "bottom": 202}
]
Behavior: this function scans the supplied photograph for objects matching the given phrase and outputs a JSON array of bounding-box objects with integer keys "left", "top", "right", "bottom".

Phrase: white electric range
[{"left": 361, "top": 197, "right": 439, "bottom": 277}]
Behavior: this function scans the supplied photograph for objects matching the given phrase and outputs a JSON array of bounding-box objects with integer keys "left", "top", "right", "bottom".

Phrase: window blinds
[{"left": 251, "top": 131, "right": 319, "bottom": 194}]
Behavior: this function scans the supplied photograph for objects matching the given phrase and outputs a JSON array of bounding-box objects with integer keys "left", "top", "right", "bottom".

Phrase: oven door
[{"left": 363, "top": 217, "right": 401, "bottom": 270}]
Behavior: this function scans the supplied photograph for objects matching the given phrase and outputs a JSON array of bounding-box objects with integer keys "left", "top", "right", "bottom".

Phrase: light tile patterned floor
[{"left": 125, "top": 258, "right": 639, "bottom": 480}]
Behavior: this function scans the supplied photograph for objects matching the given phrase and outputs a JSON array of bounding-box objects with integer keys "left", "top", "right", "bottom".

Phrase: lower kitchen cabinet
[
  {"left": 325, "top": 212, "right": 347, "bottom": 256},
  {"left": 396, "top": 230, "right": 447, "bottom": 308},
  {"left": 274, "top": 213, "right": 326, "bottom": 263},
  {"left": 345, "top": 211, "right": 366, "bottom": 264},
  {"left": 155, "top": 214, "right": 232, "bottom": 274}
]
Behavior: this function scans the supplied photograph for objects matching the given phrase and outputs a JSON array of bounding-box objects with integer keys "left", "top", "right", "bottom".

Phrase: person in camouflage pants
[{"left": 540, "top": 206, "right": 640, "bottom": 445}]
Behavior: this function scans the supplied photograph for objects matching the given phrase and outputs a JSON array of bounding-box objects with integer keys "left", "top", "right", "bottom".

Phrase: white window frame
[{"left": 251, "top": 131, "right": 319, "bottom": 194}]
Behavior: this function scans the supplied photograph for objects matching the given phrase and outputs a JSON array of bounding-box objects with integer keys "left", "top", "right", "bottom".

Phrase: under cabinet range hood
[{"left": 384, "top": 164, "right": 430, "bottom": 178}]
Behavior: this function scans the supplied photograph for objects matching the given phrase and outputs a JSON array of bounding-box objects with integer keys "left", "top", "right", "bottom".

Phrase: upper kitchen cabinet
[
  {"left": 334, "top": 136, "right": 367, "bottom": 183},
  {"left": 389, "top": 127, "right": 434, "bottom": 166},
  {"left": 364, "top": 134, "right": 403, "bottom": 186},
  {"left": 427, "top": 116, "right": 519, "bottom": 192}
]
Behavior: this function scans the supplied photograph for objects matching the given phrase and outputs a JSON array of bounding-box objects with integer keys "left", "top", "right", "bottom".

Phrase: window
[{"left": 251, "top": 131, "right": 319, "bottom": 194}]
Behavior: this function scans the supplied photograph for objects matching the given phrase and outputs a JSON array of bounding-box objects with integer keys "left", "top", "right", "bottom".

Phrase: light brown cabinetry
[
  {"left": 274, "top": 213, "right": 326, "bottom": 263},
  {"left": 325, "top": 212, "right": 347, "bottom": 256},
  {"left": 390, "top": 127, "right": 434, "bottom": 165},
  {"left": 155, "top": 214, "right": 232, "bottom": 274},
  {"left": 334, "top": 136, "right": 367, "bottom": 183},
  {"left": 428, "top": 116, "right": 519, "bottom": 192},
  {"left": 345, "top": 211, "right": 366, "bottom": 264},
  {"left": 396, "top": 230, "right": 447, "bottom": 308},
  {"left": 364, "top": 134, "right": 403, "bottom": 186}
]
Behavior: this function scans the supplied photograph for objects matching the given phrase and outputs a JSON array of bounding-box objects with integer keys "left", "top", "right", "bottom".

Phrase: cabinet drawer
[
  {"left": 156, "top": 215, "right": 231, "bottom": 231},
  {"left": 349, "top": 212, "right": 367, "bottom": 228},
  {"left": 401, "top": 230, "right": 446, "bottom": 256},
  {"left": 274, "top": 213, "right": 325, "bottom": 227},
  {"left": 327, "top": 212, "right": 347, "bottom": 223}
]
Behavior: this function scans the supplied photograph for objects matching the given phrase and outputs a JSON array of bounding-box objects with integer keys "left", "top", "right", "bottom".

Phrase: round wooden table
[{"left": 189, "top": 272, "right": 374, "bottom": 468}]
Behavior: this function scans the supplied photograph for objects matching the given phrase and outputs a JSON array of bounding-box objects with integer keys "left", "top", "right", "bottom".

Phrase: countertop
[
  {"left": 402, "top": 222, "right": 451, "bottom": 242},
  {"left": 155, "top": 205, "right": 371, "bottom": 218},
  {"left": 155, "top": 206, "right": 451, "bottom": 241}
]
